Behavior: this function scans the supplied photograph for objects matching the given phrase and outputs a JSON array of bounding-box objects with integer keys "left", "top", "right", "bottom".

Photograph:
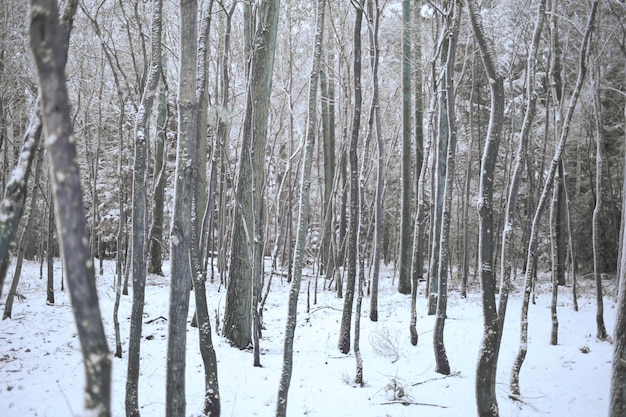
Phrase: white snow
[{"left": 0, "top": 259, "right": 615, "bottom": 416}]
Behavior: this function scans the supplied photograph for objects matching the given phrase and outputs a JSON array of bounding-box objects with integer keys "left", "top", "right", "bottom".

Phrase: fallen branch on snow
[
  {"left": 411, "top": 370, "right": 462, "bottom": 386},
  {"left": 380, "top": 400, "right": 448, "bottom": 408}
]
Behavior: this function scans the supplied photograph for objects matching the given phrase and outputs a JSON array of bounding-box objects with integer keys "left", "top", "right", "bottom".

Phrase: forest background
[{"left": 1, "top": 0, "right": 626, "bottom": 416}]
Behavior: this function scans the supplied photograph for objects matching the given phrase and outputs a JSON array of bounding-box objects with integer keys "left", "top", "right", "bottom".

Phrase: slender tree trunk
[
  {"left": 409, "top": 0, "right": 425, "bottom": 342},
  {"left": 338, "top": 1, "right": 363, "bottom": 355},
  {"left": 46, "top": 185, "right": 55, "bottom": 305},
  {"left": 276, "top": 2, "right": 324, "bottom": 413},
  {"left": 3, "top": 146, "right": 43, "bottom": 320},
  {"left": 549, "top": 164, "right": 561, "bottom": 345},
  {"left": 126, "top": 2, "right": 162, "bottom": 415},
  {"left": 0, "top": 103, "right": 42, "bottom": 294},
  {"left": 29, "top": 1, "right": 111, "bottom": 414},
  {"left": 147, "top": 83, "right": 168, "bottom": 276},
  {"left": 185, "top": 3, "right": 220, "bottom": 414},
  {"left": 165, "top": 1, "right": 197, "bottom": 416},
  {"left": 510, "top": 0, "right": 598, "bottom": 396},
  {"left": 609, "top": 62, "right": 626, "bottom": 417},
  {"left": 467, "top": 0, "right": 515, "bottom": 412},
  {"left": 433, "top": 0, "right": 460, "bottom": 376},
  {"left": 398, "top": 0, "right": 412, "bottom": 295},
  {"left": 321, "top": 12, "right": 336, "bottom": 282},
  {"left": 591, "top": 62, "right": 608, "bottom": 341},
  {"left": 363, "top": 0, "right": 383, "bottom": 322}
]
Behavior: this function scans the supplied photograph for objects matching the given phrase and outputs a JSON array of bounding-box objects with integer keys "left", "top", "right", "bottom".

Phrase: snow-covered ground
[{"left": 0, "top": 259, "right": 616, "bottom": 416}]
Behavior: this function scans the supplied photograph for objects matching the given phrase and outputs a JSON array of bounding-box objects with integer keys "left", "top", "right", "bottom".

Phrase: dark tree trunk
[
  {"left": 398, "top": 0, "right": 412, "bottom": 295},
  {"left": 338, "top": 1, "right": 363, "bottom": 355},
  {"left": 147, "top": 83, "right": 168, "bottom": 276}
]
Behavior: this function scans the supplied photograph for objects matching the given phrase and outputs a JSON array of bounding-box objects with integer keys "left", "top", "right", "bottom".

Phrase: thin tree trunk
[
  {"left": 165, "top": 0, "right": 197, "bottom": 415},
  {"left": 338, "top": 0, "right": 363, "bottom": 355},
  {"left": 591, "top": 62, "right": 608, "bottom": 341},
  {"left": 0, "top": 103, "right": 42, "bottom": 295},
  {"left": 433, "top": 0, "right": 460, "bottom": 376},
  {"left": 549, "top": 164, "right": 561, "bottom": 345},
  {"left": 46, "top": 185, "right": 55, "bottom": 305},
  {"left": 3, "top": 146, "right": 43, "bottom": 320},
  {"left": 126, "top": 1, "right": 162, "bottom": 415},
  {"left": 467, "top": 0, "right": 514, "bottom": 412},
  {"left": 609, "top": 62, "right": 626, "bottom": 417},
  {"left": 398, "top": 0, "right": 412, "bottom": 295},
  {"left": 30, "top": 1, "right": 111, "bottom": 414},
  {"left": 276, "top": 1, "right": 324, "bottom": 413},
  {"left": 409, "top": 0, "right": 425, "bottom": 343},
  {"left": 147, "top": 83, "right": 168, "bottom": 276},
  {"left": 510, "top": 0, "right": 598, "bottom": 396}
]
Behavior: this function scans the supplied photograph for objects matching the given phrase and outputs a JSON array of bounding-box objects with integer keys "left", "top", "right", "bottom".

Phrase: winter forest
[{"left": 1, "top": 0, "right": 626, "bottom": 416}]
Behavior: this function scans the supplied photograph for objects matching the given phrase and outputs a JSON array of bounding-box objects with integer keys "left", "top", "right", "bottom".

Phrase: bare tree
[
  {"left": 433, "top": 0, "right": 460, "bottom": 377},
  {"left": 276, "top": 1, "right": 324, "bottom": 413},
  {"left": 224, "top": 0, "right": 280, "bottom": 351},
  {"left": 466, "top": 0, "right": 505, "bottom": 413},
  {"left": 510, "top": 0, "right": 598, "bottom": 396},
  {"left": 409, "top": 0, "right": 425, "bottom": 345},
  {"left": 126, "top": 1, "right": 162, "bottom": 415},
  {"left": 166, "top": 0, "right": 196, "bottom": 415},
  {"left": 397, "top": 0, "right": 412, "bottom": 295},
  {"left": 338, "top": 0, "right": 364, "bottom": 355},
  {"left": 29, "top": 0, "right": 111, "bottom": 414},
  {"left": 610, "top": 60, "right": 626, "bottom": 416}
]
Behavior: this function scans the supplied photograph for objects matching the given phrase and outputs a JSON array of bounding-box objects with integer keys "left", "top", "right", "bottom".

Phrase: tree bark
[
  {"left": 466, "top": 0, "right": 512, "bottom": 413},
  {"left": 433, "top": 0, "right": 460, "bottom": 376},
  {"left": 126, "top": 1, "right": 162, "bottom": 415},
  {"left": 398, "top": 0, "right": 412, "bottom": 295},
  {"left": 590, "top": 61, "right": 608, "bottom": 341},
  {"left": 409, "top": 0, "right": 426, "bottom": 343},
  {"left": 3, "top": 146, "right": 43, "bottom": 320},
  {"left": 0, "top": 103, "right": 42, "bottom": 295},
  {"left": 510, "top": 0, "right": 598, "bottom": 396},
  {"left": 338, "top": 0, "right": 363, "bottom": 355},
  {"left": 276, "top": 1, "right": 324, "bottom": 413},
  {"left": 224, "top": 0, "right": 280, "bottom": 350},
  {"left": 165, "top": 0, "right": 196, "bottom": 415},
  {"left": 29, "top": 0, "right": 111, "bottom": 414},
  {"left": 610, "top": 60, "right": 626, "bottom": 417},
  {"left": 148, "top": 83, "right": 168, "bottom": 276},
  {"left": 366, "top": 0, "right": 383, "bottom": 323}
]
